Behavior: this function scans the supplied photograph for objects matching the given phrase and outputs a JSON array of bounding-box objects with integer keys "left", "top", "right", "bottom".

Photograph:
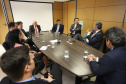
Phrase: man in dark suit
[
  {"left": 70, "top": 18, "right": 81, "bottom": 38},
  {"left": 52, "top": 19, "right": 64, "bottom": 34},
  {"left": 0, "top": 46, "right": 62, "bottom": 84},
  {"left": 74, "top": 22, "right": 103, "bottom": 49},
  {"left": 17, "top": 21, "right": 36, "bottom": 47},
  {"left": 17, "top": 21, "right": 29, "bottom": 38},
  {"left": 84, "top": 27, "right": 126, "bottom": 84},
  {"left": 5, "top": 22, "right": 17, "bottom": 47},
  {"left": 29, "top": 20, "right": 41, "bottom": 35}
]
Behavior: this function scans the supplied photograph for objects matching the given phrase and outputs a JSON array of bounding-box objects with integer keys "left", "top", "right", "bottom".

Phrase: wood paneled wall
[
  {"left": 0, "top": 2, "right": 8, "bottom": 44},
  {"left": 4, "top": 0, "right": 13, "bottom": 22},
  {"left": 53, "top": 2, "right": 63, "bottom": 24},
  {"left": 63, "top": 2, "right": 68, "bottom": 34},
  {"left": 53, "top": 0, "right": 126, "bottom": 36},
  {"left": 77, "top": 0, "right": 126, "bottom": 36},
  {"left": 67, "top": 1, "right": 76, "bottom": 34},
  {"left": 53, "top": 1, "right": 76, "bottom": 34}
]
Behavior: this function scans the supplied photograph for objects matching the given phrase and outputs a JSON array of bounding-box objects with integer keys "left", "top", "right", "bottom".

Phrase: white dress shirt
[
  {"left": 72, "top": 24, "right": 77, "bottom": 34},
  {"left": 56, "top": 25, "right": 60, "bottom": 33}
]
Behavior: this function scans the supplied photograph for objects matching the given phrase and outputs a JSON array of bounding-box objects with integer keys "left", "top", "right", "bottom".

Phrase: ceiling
[{"left": 13, "top": 0, "right": 75, "bottom": 2}]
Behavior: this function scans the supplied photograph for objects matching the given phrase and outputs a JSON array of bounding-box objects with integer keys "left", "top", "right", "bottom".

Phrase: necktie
[
  {"left": 91, "top": 31, "right": 96, "bottom": 38},
  {"left": 35, "top": 26, "right": 38, "bottom": 33}
]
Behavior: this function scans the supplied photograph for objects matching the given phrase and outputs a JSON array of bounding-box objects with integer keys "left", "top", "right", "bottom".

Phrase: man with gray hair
[
  {"left": 74, "top": 22, "right": 103, "bottom": 49},
  {"left": 29, "top": 20, "right": 41, "bottom": 35},
  {"left": 85, "top": 27, "right": 126, "bottom": 84}
]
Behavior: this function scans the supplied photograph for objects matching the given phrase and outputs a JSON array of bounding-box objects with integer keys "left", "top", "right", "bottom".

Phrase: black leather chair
[{"left": 2, "top": 42, "right": 10, "bottom": 51}]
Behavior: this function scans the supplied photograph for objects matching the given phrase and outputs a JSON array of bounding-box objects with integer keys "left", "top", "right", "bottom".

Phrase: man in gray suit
[{"left": 70, "top": 18, "right": 81, "bottom": 38}]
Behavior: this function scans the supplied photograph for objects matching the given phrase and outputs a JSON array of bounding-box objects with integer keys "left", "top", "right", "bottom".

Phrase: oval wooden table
[{"left": 32, "top": 32, "right": 104, "bottom": 84}]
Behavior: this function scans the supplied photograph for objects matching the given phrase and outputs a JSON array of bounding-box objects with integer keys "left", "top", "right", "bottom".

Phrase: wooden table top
[{"left": 32, "top": 32, "right": 104, "bottom": 76}]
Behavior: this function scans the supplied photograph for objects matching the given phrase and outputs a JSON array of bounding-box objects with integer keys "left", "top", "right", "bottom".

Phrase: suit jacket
[
  {"left": 52, "top": 24, "right": 64, "bottom": 34},
  {"left": 90, "top": 46, "right": 126, "bottom": 84},
  {"left": 70, "top": 24, "right": 81, "bottom": 35},
  {"left": 5, "top": 31, "right": 11, "bottom": 47},
  {"left": 29, "top": 25, "right": 41, "bottom": 35},
  {"left": 21, "top": 29, "right": 29, "bottom": 38},
  {"left": 0, "top": 77, "right": 58, "bottom": 84},
  {"left": 87, "top": 30, "right": 103, "bottom": 49}
]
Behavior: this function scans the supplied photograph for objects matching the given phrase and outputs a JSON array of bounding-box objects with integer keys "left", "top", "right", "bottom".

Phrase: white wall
[{"left": 10, "top": 1, "right": 53, "bottom": 31}]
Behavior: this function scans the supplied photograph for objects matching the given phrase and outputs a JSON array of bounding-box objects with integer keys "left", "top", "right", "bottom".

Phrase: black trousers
[
  {"left": 73, "top": 33, "right": 84, "bottom": 42},
  {"left": 74, "top": 34, "right": 88, "bottom": 44},
  {"left": 83, "top": 81, "right": 102, "bottom": 84},
  {"left": 25, "top": 38, "right": 35, "bottom": 47},
  {"left": 50, "top": 63, "right": 62, "bottom": 84}
]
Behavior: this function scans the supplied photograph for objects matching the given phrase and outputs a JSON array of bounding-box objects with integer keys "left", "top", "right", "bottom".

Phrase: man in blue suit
[{"left": 84, "top": 27, "right": 126, "bottom": 84}]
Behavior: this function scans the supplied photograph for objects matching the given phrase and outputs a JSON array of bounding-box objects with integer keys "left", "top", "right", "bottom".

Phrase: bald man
[{"left": 29, "top": 20, "right": 41, "bottom": 35}]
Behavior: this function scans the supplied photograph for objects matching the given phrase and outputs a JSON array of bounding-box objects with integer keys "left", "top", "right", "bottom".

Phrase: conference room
[{"left": 0, "top": 0, "right": 126, "bottom": 84}]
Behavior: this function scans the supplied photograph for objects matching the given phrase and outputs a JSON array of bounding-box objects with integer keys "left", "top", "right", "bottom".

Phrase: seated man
[
  {"left": 52, "top": 19, "right": 64, "bottom": 34},
  {"left": 85, "top": 27, "right": 126, "bottom": 84},
  {"left": 17, "top": 21, "right": 29, "bottom": 38},
  {"left": 5, "top": 22, "right": 17, "bottom": 47},
  {"left": 70, "top": 18, "right": 81, "bottom": 38},
  {"left": 74, "top": 22, "right": 103, "bottom": 49},
  {"left": 0, "top": 46, "right": 62, "bottom": 84},
  {"left": 29, "top": 20, "right": 41, "bottom": 35},
  {"left": 17, "top": 21, "right": 35, "bottom": 47}
]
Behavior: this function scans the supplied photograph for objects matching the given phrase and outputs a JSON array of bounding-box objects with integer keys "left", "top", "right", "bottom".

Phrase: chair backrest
[
  {"left": 2, "top": 42, "right": 10, "bottom": 51},
  {"left": 99, "top": 38, "right": 106, "bottom": 52},
  {"left": 84, "top": 34, "right": 87, "bottom": 38}
]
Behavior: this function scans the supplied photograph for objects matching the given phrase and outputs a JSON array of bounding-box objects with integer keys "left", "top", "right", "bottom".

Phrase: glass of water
[
  {"left": 36, "top": 33, "right": 39, "bottom": 38},
  {"left": 83, "top": 50, "right": 88, "bottom": 60},
  {"left": 42, "top": 37, "right": 45, "bottom": 42},
  {"left": 64, "top": 50, "right": 69, "bottom": 58},
  {"left": 68, "top": 36, "right": 71, "bottom": 43},
  {"left": 51, "top": 42, "right": 55, "bottom": 48}
]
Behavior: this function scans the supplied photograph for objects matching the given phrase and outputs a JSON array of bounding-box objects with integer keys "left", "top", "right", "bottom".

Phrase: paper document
[
  {"left": 50, "top": 40, "right": 58, "bottom": 43},
  {"left": 40, "top": 46, "right": 48, "bottom": 50}
]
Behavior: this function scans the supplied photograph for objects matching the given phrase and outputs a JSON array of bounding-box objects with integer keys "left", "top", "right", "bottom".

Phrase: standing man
[
  {"left": 85, "top": 27, "right": 126, "bottom": 84},
  {"left": 52, "top": 19, "right": 64, "bottom": 34},
  {"left": 70, "top": 18, "right": 81, "bottom": 38},
  {"left": 29, "top": 20, "right": 41, "bottom": 35}
]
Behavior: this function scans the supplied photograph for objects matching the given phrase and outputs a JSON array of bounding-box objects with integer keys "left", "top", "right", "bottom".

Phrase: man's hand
[
  {"left": 86, "top": 29, "right": 90, "bottom": 33},
  {"left": 41, "top": 73, "right": 54, "bottom": 83},
  {"left": 25, "top": 43, "right": 30, "bottom": 49},
  {"left": 92, "top": 55, "right": 97, "bottom": 61},
  {"left": 86, "top": 29, "right": 92, "bottom": 35},
  {"left": 87, "top": 54, "right": 97, "bottom": 62}
]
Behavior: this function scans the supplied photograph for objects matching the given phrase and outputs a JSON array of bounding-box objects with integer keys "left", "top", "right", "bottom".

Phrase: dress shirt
[
  {"left": 72, "top": 24, "right": 77, "bottom": 34},
  {"left": 56, "top": 25, "right": 60, "bottom": 33},
  {"left": 86, "top": 30, "right": 101, "bottom": 43}
]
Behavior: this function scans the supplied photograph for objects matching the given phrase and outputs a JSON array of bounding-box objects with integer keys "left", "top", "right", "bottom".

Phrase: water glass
[
  {"left": 64, "top": 50, "right": 69, "bottom": 58},
  {"left": 42, "top": 37, "right": 45, "bottom": 42},
  {"left": 51, "top": 42, "right": 55, "bottom": 48}
]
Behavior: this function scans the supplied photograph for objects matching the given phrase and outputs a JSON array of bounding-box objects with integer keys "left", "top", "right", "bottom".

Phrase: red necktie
[{"left": 35, "top": 26, "right": 38, "bottom": 33}]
